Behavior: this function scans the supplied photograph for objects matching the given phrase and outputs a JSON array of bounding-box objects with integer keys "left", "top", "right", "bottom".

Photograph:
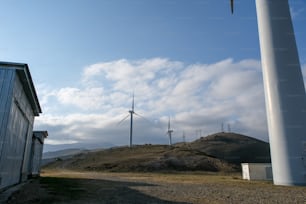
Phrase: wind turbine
[
  {"left": 230, "top": 0, "right": 306, "bottom": 186},
  {"left": 128, "top": 94, "right": 135, "bottom": 148},
  {"left": 227, "top": 124, "right": 231, "bottom": 133},
  {"left": 166, "top": 117, "right": 173, "bottom": 146},
  {"left": 182, "top": 131, "right": 186, "bottom": 143},
  {"left": 118, "top": 93, "right": 136, "bottom": 148}
]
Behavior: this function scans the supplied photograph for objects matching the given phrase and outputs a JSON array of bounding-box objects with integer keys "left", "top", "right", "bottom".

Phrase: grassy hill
[
  {"left": 188, "top": 132, "right": 271, "bottom": 164},
  {"left": 44, "top": 132, "right": 270, "bottom": 173}
]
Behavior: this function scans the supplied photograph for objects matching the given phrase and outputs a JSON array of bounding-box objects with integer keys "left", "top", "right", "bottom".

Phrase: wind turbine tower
[
  {"left": 128, "top": 94, "right": 135, "bottom": 147},
  {"left": 118, "top": 93, "right": 147, "bottom": 148},
  {"left": 231, "top": 0, "right": 306, "bottom": 186},
  {"left": 167, "top": 117, "right": 174, "bottom": 146}
]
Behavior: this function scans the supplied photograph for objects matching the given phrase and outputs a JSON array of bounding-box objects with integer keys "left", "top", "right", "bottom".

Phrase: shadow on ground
[{"left": 6, "top": 176, "right": 190, "bottom": 204}]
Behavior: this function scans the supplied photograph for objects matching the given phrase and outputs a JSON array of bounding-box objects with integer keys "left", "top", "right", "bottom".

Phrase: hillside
[
  {"left": 188, "top": 132, "right": 271, "bottom": 164},
  {"left": 42, "top": 148, "right": 91, "bottom": 166},
  {"left": 43, "top": 148, "right": 89, "bottom": 159},
  {"left": 44, "top": 132, "right": 270, "bottom": 172}
]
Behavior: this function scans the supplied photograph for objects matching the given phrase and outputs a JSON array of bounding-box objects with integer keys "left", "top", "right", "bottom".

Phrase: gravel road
[{"left": 4, "top": 170, "right": 306, "bottom": 204}]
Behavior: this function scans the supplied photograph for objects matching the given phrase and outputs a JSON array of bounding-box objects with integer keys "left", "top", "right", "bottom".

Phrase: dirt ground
[{"left": 4, "top": 170, "right": 306, "bottom": 204}]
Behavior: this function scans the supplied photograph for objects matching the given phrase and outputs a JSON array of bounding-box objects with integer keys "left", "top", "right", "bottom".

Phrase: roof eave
[{"left": 0, "top": 61, "right": 42, "bottom": 116}]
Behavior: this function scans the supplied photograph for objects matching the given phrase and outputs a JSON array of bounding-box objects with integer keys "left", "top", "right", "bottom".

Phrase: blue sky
[{"left": 1, "top": 0, "right": 305, "bottom": 152}]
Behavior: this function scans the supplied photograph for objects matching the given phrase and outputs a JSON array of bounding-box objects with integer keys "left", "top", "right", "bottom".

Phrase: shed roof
[
  {"left": 0, "top": 61, "right": 42, "bottom": 116},
  {"left": 33, "top": 131, "right": 48, "bottom": 144}
]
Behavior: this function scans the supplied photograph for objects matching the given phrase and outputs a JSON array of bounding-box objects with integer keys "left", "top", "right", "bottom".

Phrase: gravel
[{"left": 3, "top": 170, "right": 306, "bottom": 204}]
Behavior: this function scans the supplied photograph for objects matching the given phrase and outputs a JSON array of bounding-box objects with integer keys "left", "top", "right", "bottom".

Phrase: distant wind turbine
[
  {"left": 182, "top": 131, "right": 186, "bottom": 143},
  {"left": 166, "top": 117, "right": 173, "bottom": 146},
  {"left": 227, "top": 124, "right": 231, "bottom": 133}
]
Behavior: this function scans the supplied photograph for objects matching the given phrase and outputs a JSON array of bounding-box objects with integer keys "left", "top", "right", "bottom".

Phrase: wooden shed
[
  {"left": 29, "top": 131, "right": 48, "bottom": 177},
  {"left": 0, "top": 62, "right": 42, "bottom": 190}
]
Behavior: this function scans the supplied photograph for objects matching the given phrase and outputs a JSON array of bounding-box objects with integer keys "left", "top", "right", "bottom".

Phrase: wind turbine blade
[
  {"left": 134, "top": 112, "right": 151, "bottom": 123},
  {"left": 230, "top": 0, "right": 234, "bottom": 14},
  {"left": 132, "top": 92, "right": 135, "bottom": 111},
  {"left": 117, "top": 114, "right": 130, "bottom": 126}
]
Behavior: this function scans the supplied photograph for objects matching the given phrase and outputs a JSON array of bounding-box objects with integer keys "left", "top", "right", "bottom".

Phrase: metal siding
[
  {"left": 0, "top": 69, "right": 15, "bottom": 156},
  {"left": 13, "top": 74, "right": 35, "bottom": 181},
  {"left": 0, "top": 69, "right": 15, "bottom": 189},
  {"left": 30, "top": 131, "right": 47, "bottom": 176},
  {"left": 0, "top": 99, "right": 29, "bottom": 189},
  {"left": 0, "top": 69, "right": 35, "bottom": 189},
  {"left": 30, "top": 139, "right": 43, "bottom": 175}
]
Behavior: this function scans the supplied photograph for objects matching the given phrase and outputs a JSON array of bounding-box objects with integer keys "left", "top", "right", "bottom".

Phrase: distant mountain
[
  {"left": 42, "top": 148, "right": 91, "bottom": 166},
  {"left": 43, "top": 142, "right": 114, "bottom": 153},
  {"left": 43, "top": 132, "right": 271, "bottom": 172},
  {"left": 43, "top": 148, "right": 89, "bottom": 159}
]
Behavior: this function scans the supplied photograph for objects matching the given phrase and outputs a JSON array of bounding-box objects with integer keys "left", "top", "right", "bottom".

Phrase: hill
[
  {"left": 188, "top": 132, "right": 271, "bottom": 164},
  {"left": 42, "top": 148, "right": 91, "bottom": 166},
  {"left": 44, "top": 132, "right": 270, "bottom": 172}
]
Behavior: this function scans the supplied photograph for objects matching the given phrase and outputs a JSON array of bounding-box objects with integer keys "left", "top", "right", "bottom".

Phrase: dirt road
[{"left": 5, "top": 170, "right": 306, "bottom": 204}]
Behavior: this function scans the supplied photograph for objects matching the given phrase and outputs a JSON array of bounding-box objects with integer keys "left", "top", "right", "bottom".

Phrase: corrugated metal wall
[
  {"left": 30, "top": 138, "right": 43, "bottom": 176},
  {"left": 13, "top": 73, "right": 35, "bottom": 181},
  {"left": 0, "top": 69, "right": 15, "bottom": 189},
  {"left": 0, "top": 68, "right": 35, "bottom": 189},
  {"left": 30, "top": 131, "right": 47, "bottom": 176},
  {"left": 0, "top": 69, "right": 14, "bottom": 158}
]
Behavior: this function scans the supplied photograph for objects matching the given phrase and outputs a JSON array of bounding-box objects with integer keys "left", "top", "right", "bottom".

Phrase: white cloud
[
  {"left": 56, "top": 87, "right": 104, "bottom": 110},
  {"left": 45, "top": 139, "right": 79, "bottom": 145},
  {"left": 35, "top": 58, "right": 272, "bottom": 151}
]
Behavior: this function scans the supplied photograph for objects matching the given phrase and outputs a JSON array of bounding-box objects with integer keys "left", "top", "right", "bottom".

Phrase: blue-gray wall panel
[
  {"left": 13, "top": 74, "right": 35, "bottom": 181},
  {"left": 0, "top": 68, "right": 35, "bottom": 189},
  {"left": 0, "top": 69, "right": 15, "bottom": 159},
  {"left": 0, "top": 102, "right": 29, "bottom": 188},
  {"left": 30, "top": 139, "right": 43, "bottom": 175}
]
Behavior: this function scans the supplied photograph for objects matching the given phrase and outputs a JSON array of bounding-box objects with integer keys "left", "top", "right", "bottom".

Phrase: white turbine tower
[
  {"left": 118, "top": 93, "right": 137, "bottom": 148},
  {"left": 231, "top": 0, "right": 306, "bottom": 186},
  {"left": 129, "top": 94, "right": 135, "bottom": 148},
  {"left": 167, "top": 117, "right": 173, "bottom": 146}
]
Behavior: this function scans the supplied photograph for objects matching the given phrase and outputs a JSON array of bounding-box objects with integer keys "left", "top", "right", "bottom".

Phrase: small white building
[
  {"left": 0, "top": 62, "right": 42, "bottom": 190},
  {"left": 30, "top": 131, "right": 48, "bottom": 177},
  {"left": 241, "top": 163, "right": 273, "bottom": 181}
]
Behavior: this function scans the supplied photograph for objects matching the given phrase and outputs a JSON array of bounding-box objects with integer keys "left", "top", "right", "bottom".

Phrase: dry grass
[
  {"left": 45, "top": 144, "right": 238, "bottom": 173},
  {"left": 42, "top": 169, "right": 243, "bottom": 184}
]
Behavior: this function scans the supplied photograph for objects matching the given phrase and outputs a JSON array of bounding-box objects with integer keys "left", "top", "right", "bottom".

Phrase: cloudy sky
[{"left": 1, "top": 0, "right": 306, "bottom": 152}]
